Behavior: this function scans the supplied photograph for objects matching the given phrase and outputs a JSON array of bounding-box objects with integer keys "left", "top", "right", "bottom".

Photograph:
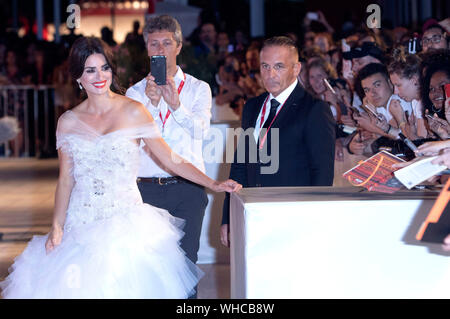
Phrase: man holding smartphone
[{"left": 126, "top": 15, "right": 212, "bottom": 298}]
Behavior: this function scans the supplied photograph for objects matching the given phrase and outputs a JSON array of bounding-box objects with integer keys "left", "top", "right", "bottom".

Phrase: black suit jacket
[{"left": 222, "top": 83, "right": 336, "bottom": 225}]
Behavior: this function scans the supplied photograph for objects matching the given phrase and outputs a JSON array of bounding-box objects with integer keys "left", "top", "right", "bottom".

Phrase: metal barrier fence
[{"left": 0, "top": 85, "right": 61, "bottom": 158}]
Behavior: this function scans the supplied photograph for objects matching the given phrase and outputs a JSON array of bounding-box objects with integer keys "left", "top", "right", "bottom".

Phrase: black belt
[{"left": 137, "top": 176, "right": 185, "bottom": 185}]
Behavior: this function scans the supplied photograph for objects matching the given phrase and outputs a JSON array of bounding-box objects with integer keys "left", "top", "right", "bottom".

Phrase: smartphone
[
  {"left": 361, "top": 104, "right": 383, "bottom": 121},
  {"left": 150, "top": 55, "right": 166, "bottom": 85},
  {"left": 323, "top": 78, "right": 336, "bottom": 95},
  {"left": 306, "top": 12, "right": 318, "bottom": 20},
  {"left": 445, "top": 83, "right": 450, "bottom": 99}
]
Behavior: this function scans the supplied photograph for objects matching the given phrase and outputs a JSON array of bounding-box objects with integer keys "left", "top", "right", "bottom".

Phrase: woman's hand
[
  {"left": 354, "top": 112, "right": 385, "bottom": 135},
  {"left": 374, "top": 113, "right": 390, "bottom": 133},
  {"left": 340, "top": 114, "right": 356, "bottom": 127},
  {"left": 323, "top": 90, "right": 340, "bottom": 108},
  {"left": 45, "top": 224, "right": 64, "bottom": 254},
  {"left": 431, "top": 148, "right": 450, "bottom": 168},
  {"left": 348, "top": 132, "right": 366, "bottom": 155},
  {"left": 211, "top": 179, "right": 242, "bottom": 193},
  {"left": 427, "top": 115, "right": 450, "bottom": 139},
  {"left": 417, "top": 140, "right": 450, "bottom": 156}
]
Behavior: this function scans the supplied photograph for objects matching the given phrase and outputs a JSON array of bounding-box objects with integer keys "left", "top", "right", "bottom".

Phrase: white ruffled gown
[{"left": 0, "top": 110, "right": 202, "bottom": 299}]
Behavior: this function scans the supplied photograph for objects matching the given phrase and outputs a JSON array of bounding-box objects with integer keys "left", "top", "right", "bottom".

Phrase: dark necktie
[
  {"left": 263, "top": 98, "right": 280, "bottom": 129},
  {"left": 259, "top": 98, "right": 280, "bottom": 144}
]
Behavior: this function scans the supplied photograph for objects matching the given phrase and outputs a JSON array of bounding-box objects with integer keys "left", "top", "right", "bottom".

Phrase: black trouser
[{"left": 137, "top": 179, "right": 208, "bottom": 298}]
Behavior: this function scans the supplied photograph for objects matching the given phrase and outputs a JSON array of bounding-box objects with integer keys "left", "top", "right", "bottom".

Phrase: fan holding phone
[
  {"left": 126, "top": 15, "right": 213, "bottom": 299},
  {"left": 422, "top": 57, "right": 450, "bottom": 139},
  {"left": 145, "top": 53, "right": 181, "bottom": 111}
]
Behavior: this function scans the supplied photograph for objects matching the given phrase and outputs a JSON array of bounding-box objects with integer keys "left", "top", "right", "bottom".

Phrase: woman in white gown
[{"left": 0, "top": 37, "right": 241, "bottom": 299}]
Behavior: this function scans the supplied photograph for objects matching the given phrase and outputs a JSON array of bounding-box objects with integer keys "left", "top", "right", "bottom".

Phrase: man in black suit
[{"left": 221, "top": 36, "right": 336, "bottom": 246}]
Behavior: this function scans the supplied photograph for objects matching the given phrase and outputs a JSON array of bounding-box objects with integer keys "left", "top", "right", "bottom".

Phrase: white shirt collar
[
  {"left": 174, "top": 66, "right": 184, "bottom": 84},
  {"left": 268, "top": 79, "right": 298, "bottom": 105}
]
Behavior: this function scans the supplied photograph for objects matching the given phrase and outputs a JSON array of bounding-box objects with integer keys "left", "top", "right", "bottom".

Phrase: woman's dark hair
[
  {"left": 420, "top": 49, "right": 450, "bottom": 118},
  {"left": 68, "top": 36, "right": 123, "bottom": 94}
]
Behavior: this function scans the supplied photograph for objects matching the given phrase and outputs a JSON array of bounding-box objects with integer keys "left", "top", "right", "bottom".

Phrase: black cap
[{"left": 343, "top": 42, "right": 386, "bottom": 63}]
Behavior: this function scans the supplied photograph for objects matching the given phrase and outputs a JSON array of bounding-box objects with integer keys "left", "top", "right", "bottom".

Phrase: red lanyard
[
  {"left": 259, "top": 96, "right": 270, "bottom": 128},
  {"left": 259, "top": 96, "right": 286, "bottom": 149},
  {"left": 159, "top": 72, "right": 186, "bottom": 130}
]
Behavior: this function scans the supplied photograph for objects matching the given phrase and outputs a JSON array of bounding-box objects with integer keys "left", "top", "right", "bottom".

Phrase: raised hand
[
  {"left": 323, "top": 90, "right": 339, "bottom": 107},
  {"left": 348, "top": 132, "right": 366, "bottom": 155},
  {"left": 374, "top": 113, "right": 390, "bottom": 132},
  {"left": 145, "top": 74, "right": 162, "bottom": 107},
  {"left": 160, "top": 76, "right": 181, "bottom": 110},
  {"left": 427, "top": 114, "right": 450, "bottom": 139},
  {"left": 340, "top": 114, "right": 356, "bottom": 127},
  {"left": 389, "top": 99, "right": 406, "bottom": 126},
  {"left": 354, "top": 112, "right": 385, "bottom": 135}
]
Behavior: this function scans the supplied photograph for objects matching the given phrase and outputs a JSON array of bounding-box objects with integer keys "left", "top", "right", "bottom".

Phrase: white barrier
[{"left": 0, "top": 85, "right": 59, "bottom": 158}]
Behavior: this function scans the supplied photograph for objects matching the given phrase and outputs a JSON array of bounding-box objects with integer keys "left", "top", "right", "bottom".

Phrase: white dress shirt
[
  {"left": 352, "top": 92, "right": 364, "bottom": 112},
  {"left": 411, "top": 99, "right": 423, "bottom": 119},
  {"left": 253, "top": 79, "right": 298, "bottom": 142},
  {"left": 126, "top": 66, "right": 212, "bottom": 177}
]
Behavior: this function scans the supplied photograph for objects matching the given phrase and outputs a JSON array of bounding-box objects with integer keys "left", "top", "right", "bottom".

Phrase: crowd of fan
[
  {"left": 0, "top": 11, "right": 449, "bottom": 170},
  {"left": 189, "top": 12, "right": 450, "bottom": 186},
  {"left": 177, "top": 12, "right": 450, "bottom": 174},
  {"left": 290, "top": 15, "right": 450, "bottom": 177}
]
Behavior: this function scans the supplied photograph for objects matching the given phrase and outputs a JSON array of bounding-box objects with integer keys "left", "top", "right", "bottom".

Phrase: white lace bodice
[{"left": 56, "top": 110, "right": 161, "bottom": 231}]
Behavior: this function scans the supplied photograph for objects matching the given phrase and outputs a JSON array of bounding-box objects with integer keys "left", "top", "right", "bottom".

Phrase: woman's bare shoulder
[
  {"left": 57, "top": 100, "right": 86, "bottom": 127},
  {"left": 62, "top": 100, "right": 89, "bottom": 121},
  {"left": 116, "top": 95, "right": 154, "bottom": 124}
]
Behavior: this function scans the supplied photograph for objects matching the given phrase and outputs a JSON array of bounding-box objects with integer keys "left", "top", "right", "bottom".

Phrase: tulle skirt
[{"left": 0, "top": 203, "right": 202, "bottom": 299}]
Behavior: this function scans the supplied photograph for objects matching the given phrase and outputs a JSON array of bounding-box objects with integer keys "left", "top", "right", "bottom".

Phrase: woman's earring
[{"left": 77, "top": 80, "right": 83, "bottom": 90}]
